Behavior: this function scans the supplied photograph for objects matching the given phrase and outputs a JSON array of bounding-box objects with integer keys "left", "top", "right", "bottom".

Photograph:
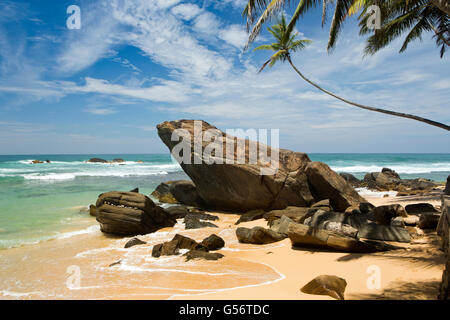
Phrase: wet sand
[{"left": 0, "top": 194, "right": 445, "bottom": 300}]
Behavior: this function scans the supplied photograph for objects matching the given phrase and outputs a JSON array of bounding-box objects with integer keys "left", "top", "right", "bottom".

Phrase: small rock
[
  {"left": 109, "top": 260, "right": 121, "bottom": 267},
  {"left": 418, "top": 213, "right": 441, "bottom": 230},
  {"left": 185, "top": 216, "right": 218, "bottom": 229},
  {"left": 301, "top": 275, "right": 347, "bottom": 300},
  {"left": 405, "top": 203, "right": 439, "bottom": 214},
  {"left": 129, "top": 188, "right": 139, "bottom": 193},
  {"left": 201, "top": 234, "right": 225, "bottom": 251},
  {"left": 236, "top": 226, "right": 286, "bottom": 244},
  {"left": 183, "top": 250, "right": 224, "bottom": 261},
  {"left": 124, "top": 237, "right": 147, "bottom": 248},
  {"left": 89, "top": 204, "right": 97, "bottom": 217},
  {"left": 160, "top": 240, "right": 180, "bottom": 256}
]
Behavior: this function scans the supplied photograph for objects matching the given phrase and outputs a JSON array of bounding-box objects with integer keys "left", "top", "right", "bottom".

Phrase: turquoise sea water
[{"left": 0, "top": 153, "right": 449, "bottom": 249}]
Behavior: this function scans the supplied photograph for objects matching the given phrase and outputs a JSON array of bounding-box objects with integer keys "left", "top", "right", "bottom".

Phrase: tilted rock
[
  {"left": 236, "top": 226, "right": 286, "bottom": 244},
  {"left": 124, "top": 237, "right": 147, "bottom": 248},
  {"left": 305, "top": 162, "right": 365, "bottom": 212},
  {"left": 405, "top": 203, "right": 439, "bottom": 214},
  {"left": 169, "top": 180, "right": 205, "bottom": 207},
  {"left": 157, "top": 120, "right": 363, "bottom": 212},
  {"left": 373, "top": 204, "right": 408, "bottom": 225},
  {"left": 96, "top": 191, "right": 176, "bottom": 236},
  {"left": 301, "top": 275, "right": 347, "bottom": 300},
  {"left": 201, "top": 234, "right": 225, "bottom": 251}
]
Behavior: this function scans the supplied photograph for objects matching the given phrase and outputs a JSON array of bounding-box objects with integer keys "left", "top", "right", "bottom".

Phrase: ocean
[{"left": 0, "top": 153, "right": 449, "bottom": 249}]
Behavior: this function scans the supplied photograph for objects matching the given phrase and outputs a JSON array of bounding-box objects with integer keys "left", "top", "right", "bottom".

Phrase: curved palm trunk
[{"left": 286, "top": 56, "right": 450, "bottom": 131}]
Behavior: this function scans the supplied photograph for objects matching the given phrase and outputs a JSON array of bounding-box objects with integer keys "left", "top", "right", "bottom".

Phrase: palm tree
[
  {"left": 358, "top": 0, "right": 450, "bottom": 58},
  {"left": 243, "top": 0, "right": 449, "bottom": 56},
  {"left": 255, "top": 16, "right": 450, "bottom": 131}
]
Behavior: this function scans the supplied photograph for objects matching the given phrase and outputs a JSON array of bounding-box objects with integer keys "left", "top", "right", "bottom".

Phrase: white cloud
[
  {"left": 84, "top": 107, "right": 117, "bottom": 115},
  {"left": 192, "top": 12, "right": 220, "bottom": 35},
  {"left": 219, "top": 24, "right": 247, "bottom": 48},
  {"left": 171, "top": 3, "right": 202, "bottom": 20}
]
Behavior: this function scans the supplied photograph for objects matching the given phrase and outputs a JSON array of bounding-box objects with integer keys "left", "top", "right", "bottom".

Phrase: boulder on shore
[
  {"left": 184, "top": 216, "right": 218, "bottom": 229},
  {"left": 339, "top": 173, "right": 360, "bottom": 186},
  {"left": 95, "top": 191, "right": 176, "bottom": 236},
  {"left": 236, "top": 226, "right": 286, "bottom": 244},
  {"left": 418, "top": 212, "right": 441, "bottom": 230},
  {"left": 288, "top": 222, "right": 402, "bottom": 253},
  {"left": 301, "top": 275, "right": 347, "bottom": 300},
  {"left": 156, "top": 120, "right": 364, "bottom": 212},
  {"left": 124, "top": 237, "right": 146, "bottom": 248},
  {"left": 169, "top": 180, "right": 204, "bottom": 207},
  {"left": 405, "top": 203, "right": 439, "bottom": 215},
  {"left": 373, "top": 204, "right": 408, "bottom": 225},
  {"left": 183, "top": 250, "right": 224, "bottom": 261},
  {"left": 201, "top": 234, "right": 225, "bottom": 250}
]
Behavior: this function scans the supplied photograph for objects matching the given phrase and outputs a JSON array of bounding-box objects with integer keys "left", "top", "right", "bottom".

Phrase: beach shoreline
[{"left": 0, "top": 191, "right": 445, "bottom": 300}]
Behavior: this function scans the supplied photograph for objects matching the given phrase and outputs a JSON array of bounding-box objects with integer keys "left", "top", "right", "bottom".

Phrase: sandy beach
[{"left": 0, "top": 191, "right": 445, "bottom": 300}]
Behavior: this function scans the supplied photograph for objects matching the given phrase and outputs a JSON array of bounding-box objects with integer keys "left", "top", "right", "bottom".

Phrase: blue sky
[{"left": 0, "top": 0, "right": 449, "bottom": 155}]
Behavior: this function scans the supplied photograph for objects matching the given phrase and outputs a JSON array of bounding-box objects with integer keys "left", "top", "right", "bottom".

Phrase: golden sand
[{"left": 0, "top": 193, "right": 445, "bottom": 300}]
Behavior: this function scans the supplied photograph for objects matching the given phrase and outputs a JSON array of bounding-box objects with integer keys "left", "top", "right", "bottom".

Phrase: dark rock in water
[
  {"left": 164, "top": 205, "right": 190, "bottom": 219},
  {"left": 151, "top": 182, "right": 178, "bottom": 204},
  {"left": 363, "top": 172, "right": 400, "bottom": 190},
  {"left": 169, "top": 180, "right": 204, "bottom": 207},
  {"left": 264, "top": 206, "right": 310, "bottom": 226},
  {"left": 301, "top": 275, "right": 347, "bottom": 300},
  {"left": 157, "top": 120, "right": 362, "bottom": 212},
  {"left": 339, "top": 173, "right": 360, "bottom": 186},
  {"left": 45, "top": 160, "right": 51, "bottom": 163},
  {"left": 185, "top": 216, "right": 218, "bottom": 229},
  {"left": 32, "top": 160, "right": 43, "bottom": 164},
  {"left": 201, "top": 234, "right": 225, "bottom": 250},
  {"left": 88, "top": 158, "right": 108, "bottom": 163},
  {"left": 109, "top": 260, "right": 121, "bottom": 267},
  {"left": 445, "top": 175, "right": 450, "bottom": 195},
  {"left": 95, "top": 191, "right": 176, "bottom": 236},
  {"left": 89, "top": 204, "right": 97, "bottom": 217},
  {"left": 160, "top": 240, "right": 180, "bottom": 256},
  {"left": 359, "top": 202, "right": 375, "bottom": 214},
  {"left": 382, "top": 168, "right": 400, "bottom": 179},
  {"left": 418, "top": 213, "right": 441, "bottom": 230},
  {"left": 305, "top": 162, "right": 365, "bottom": 212},
  {"left": 373, "top": 204, "right": 407, "bottom": 225},
  {"left": 172, "top": 234, "right": 206, "bottom": 251},
  {"left": 236, "top": 226, "right": 286, "bottom": 244},
  {"left": 235, "top": 210, "right": 265, "bottom": 225},
  {"left": 183, "top": 250, "right": 224, "bottom": 261},
  {"left": 124, "top": 237, "right": 147, "bottom": 248},
  {"left": 152, "top": 243, "right": 163, "bottom": 257},
  {"left": 113, "top": 158, "right": 125, "bottom": 163},
  {"left": 129, "top": 188, "right": 139, "bottom": 193},
  {"left": 405, "top": 203, "right": 439, "bottom": 214},
  {"left": 288, "top": 222, "right": 403, "bottom": 252}
]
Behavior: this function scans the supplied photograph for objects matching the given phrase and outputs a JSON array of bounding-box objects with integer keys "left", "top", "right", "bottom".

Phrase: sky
[{"left": 0, "top": 0, "right": 449, "bottom": 155}]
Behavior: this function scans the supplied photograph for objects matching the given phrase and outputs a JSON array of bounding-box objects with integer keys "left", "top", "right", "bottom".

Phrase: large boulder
[
  {"left": 169, "top": 180, "right": 204, "bottom": 207},
  {"left": 236, "top": 226, "right": 286, "bottom": 244},
  {"left": 157, "top": 120, "right": 363, "bottom": 212},
  {"left": 95, "top": 191, "right": 176, "bottom": 236},
  {"left": 418, "top": 212, "right": 441, "bottom": 230},
  {"left": 287, "top": 222, "right": 402, "bottom": 252},
  {"left": 301, "top": 275, "right": 347, "bottom": 300},
  {"left": 305, "top": 162, "right": 365, "bottom": 212},
  {"left": 405, "top": 203, "right": 439, "bottom": 215}
]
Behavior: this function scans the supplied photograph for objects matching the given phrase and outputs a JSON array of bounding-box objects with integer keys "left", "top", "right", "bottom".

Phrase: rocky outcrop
[
  {"left": 95, "top": 191, "right": 176, "bottom": 236},
  {"left": 438, "top": 197, "right": 450, "bottom": 300},
  {"left": 288, "top": 222, "right": 402, "bottom": 252},
  {"left": 264, "top": 206, "right": 311, "bottom": 226},
  {"left": 301, "top": 275, "right": 347, "bottom": 300},
  {"left": 305, "top": 162, "right": 365, "bottom": 212},
  {"left": 236, "top": 226, "right": 286, "bottom": 244},
  {"left": 362, "top": 169, "right": 439, "bottom": 193},
  {"left": 156, "top": 120, "right": 363, "bottom": 212},
  {"left": 339, "top": 173, "right": 360, "bottom": 186}
]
